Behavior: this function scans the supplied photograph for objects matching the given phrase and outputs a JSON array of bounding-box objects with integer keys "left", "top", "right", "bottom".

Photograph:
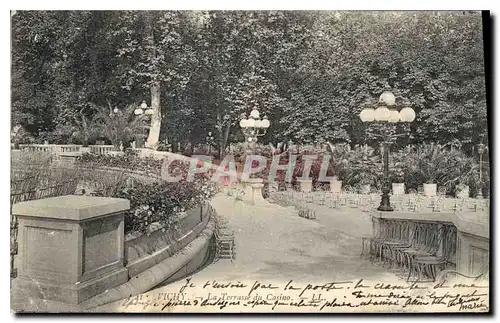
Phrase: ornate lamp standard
[
  {"left": 238, "top": 107, "right": 271, "bottom": 206},
  {"left": 134, "top": 101, "right": 154, "bottom": 147},
  {"left": 206, "top": 132, "right": 214, "bottom": 156},
  {"left": 477, "top": 143, "right": 488, "bottom": 199},
  {"left": 359, "top": 87, "right": 416, "bottom": 211},
  {"left": 239, "top": 107, "right": 270, "bottom": 151}
]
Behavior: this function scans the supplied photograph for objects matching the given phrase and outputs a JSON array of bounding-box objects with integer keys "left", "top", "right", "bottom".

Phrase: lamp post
[
  {"left": 134, "top": 101, "right": 153, "bottom": 148},
  {"left": 477, "top": 143, "right": 488, "bottom": 199},
  {"left": 206, "top": 131, "right": 214, "bottom": 156},
  {"left": 238, "top": 107, "right": 271, "bottom": 206},
  {"left": 239, "top": 107, "right": 270, "bottom": 152},
  {"left": 359, "top": 87, "right": 416, "bottom": 212}
]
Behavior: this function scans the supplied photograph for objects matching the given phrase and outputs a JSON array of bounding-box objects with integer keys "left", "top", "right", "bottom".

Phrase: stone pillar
[{"left": 12, "top": 195, "right": 130, "bottom": 304}]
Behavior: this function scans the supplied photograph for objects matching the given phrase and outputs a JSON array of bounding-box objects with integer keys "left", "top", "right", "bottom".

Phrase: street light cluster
[
  {"left": 239, "top": 108, "right": 271, "bottom": 130},
  {"left": 359, "top": 90, "right": 416, "bottom": 123},
  {"left": 239, "top": 107, "right": 270, "bottom": 145},
  {"left": 134, "top": 101, "right": 154, "bottom": 116},
  {"left": 359, "top": 88, "right": 416, "bottom": 212}
]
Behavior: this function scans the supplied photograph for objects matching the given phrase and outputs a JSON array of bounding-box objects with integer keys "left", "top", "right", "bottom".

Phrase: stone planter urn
[
  {"left": 456, "top": 184, "right": 470, "bottom": 199},
  {"left": 329, "top": 177, "right": 343, "bottom": 194},
  {"left": 423, "top": 183, "right": 437, "bottom": 197},
  {"left": 360, "top": 184, "right": 371, "bottom": 194},
  {"left": 297, "top": 179, "right": 313, "bottom": 193},
  {"left": 392, "top": 183, "right": 405, "bottom": 196}
]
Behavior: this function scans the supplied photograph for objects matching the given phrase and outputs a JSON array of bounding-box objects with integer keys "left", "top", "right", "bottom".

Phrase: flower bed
[{"left": 76, "top": 151, "right": 218, "bottom": 235}]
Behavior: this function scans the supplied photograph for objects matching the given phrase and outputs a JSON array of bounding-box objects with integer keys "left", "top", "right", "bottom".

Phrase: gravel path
[{"left": 94, "top": 194, "right": 402, "bottom": 312}]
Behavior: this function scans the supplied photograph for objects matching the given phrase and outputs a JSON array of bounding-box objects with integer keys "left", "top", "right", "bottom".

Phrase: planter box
[
  {"left": 392, "top": 183, "right": 405, "bottom": 196},
  {"left": 456, "top": 185, "right": 470, "bottom": 199},
  {"left": 297, "top": 179, "right": 313, "bottom": 193},
  {"left": 423, "top": 183, "right": 437, "bottom": 197},
  {"left": 360, "top": 184, "right": 371, "bottom": 194},
  {"left": 329, "top": 179, "right": 342, "bottom": 194}
]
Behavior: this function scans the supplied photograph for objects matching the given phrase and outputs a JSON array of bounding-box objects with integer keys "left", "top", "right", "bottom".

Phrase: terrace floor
[{"left": 95, "top": 193, "right": 405, "bottom": 312}]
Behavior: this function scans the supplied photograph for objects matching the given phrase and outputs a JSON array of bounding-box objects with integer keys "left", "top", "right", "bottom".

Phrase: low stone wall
[
  {"left": 11, "top": 196, "right": 215, "bottom": 312},
  {"left": 124, "top": 204, "right": 210, "bottom": 278}
]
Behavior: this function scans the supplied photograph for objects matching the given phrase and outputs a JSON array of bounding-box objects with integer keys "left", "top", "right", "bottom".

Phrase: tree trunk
[
  {"left": 144, "top": 12, "right": 161, "bottom": 150},
  {"left": 222, "top": 120, "right": 231, "bottom": 158}
]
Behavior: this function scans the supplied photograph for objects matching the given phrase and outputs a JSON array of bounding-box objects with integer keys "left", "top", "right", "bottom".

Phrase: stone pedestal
[
  {"left": 297, "top": 179, "right": 313, "bottom": 192},
  {"left": 240, "top": 178, "right": 268, "bottom": 206},
  {"left": 12, "top": 195, "right": 130, "bottom": 304}
]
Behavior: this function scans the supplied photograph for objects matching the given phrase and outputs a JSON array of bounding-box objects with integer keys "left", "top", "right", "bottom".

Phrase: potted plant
[
  {"left": 344, "top": 146, "right": 379, "bottom": 195},
  {"left": 411, "top": 143, "right": 450, "bottom": 197},
  {"left": 359, "top": 175, "right": 372, "bottom": 194},
  {"left": 389, "top": 161, "right": 406, "bottom": 196},
  {"left": 450, "top": 153, "right": 479, "bottom": 199},
  {"left": 329, "top": 175, "right": 343, "bottom": 194},
  {"left": 328, "top": 160, "right": 345, "bottom": 194}
]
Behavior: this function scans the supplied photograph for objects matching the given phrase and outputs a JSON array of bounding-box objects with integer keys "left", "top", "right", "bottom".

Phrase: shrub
[
  {"left": 78, "top": 151, "right": 219, "bottom": 234},
  {"left": 343, "top": 146, "right": 381, "bottom": 189},
  {"left": 111, "top": 178, "right": 218, "bottom": 234}
]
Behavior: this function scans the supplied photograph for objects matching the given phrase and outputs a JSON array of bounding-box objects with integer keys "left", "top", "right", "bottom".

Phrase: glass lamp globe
[
  {"left": 400, "top": 107, "right": 416, "bottom": 122},
  {"left": 254, "top": 120, "right": 263, "bottom": 128},
  {"left": 388, "top": 109, "right": 400, "bottom": 123},
  {"left": 113, "top": 107, "right": 119, "bottom": 114},
  {"left": 374, "top": 106, "right": 390, "bottom": 121},
  {"left": 250, "top": 108, "right": 260, "bottom": 119},
  {"left": 144, "top": 109, "right": 154, "bottom": 115},
  {"left": 134, "top": 108, "right": 144, "bottom": 115},
  {"left": 379, "top": 91, "right": 396, "bottom": 106},
  {"left": 239, "top": 118, "right": 248, "bottom": 128},
  {"left": 247, "top": 118, "right": 256, "bottom": 127},
  {"left": 359, "top": 108, "right": 376, "bottom": 122},
  {"left": 262, "top": 117, "right": 270, "bottom": 128},
  {"left": 140, "top": 101, "right": 148, "bottom": 110}
]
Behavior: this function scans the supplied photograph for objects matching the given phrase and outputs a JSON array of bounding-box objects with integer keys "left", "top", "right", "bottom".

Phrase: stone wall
[{"left": 11, "top": 196, "right": 214, "bottom": 312}]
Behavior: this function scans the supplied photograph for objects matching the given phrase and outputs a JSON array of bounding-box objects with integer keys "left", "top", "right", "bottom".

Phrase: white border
[{"left": 1, "top": 1, "right": 498, "bottom": 322}]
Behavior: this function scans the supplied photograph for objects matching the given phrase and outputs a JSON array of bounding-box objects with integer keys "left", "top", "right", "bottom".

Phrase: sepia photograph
[{"left": 9, "top": 9, "right": 491, "bottom": 313}]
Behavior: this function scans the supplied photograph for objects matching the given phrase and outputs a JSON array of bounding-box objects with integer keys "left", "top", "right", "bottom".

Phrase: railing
[
  {"left": 89, "top": 145, "right": 116, "bottom": 155},
  {"left": 18, "top": 144, "right": 82, "bottom": 154},
  {"left": 16, "top": 144, "right": 122, "bottom": 155}
]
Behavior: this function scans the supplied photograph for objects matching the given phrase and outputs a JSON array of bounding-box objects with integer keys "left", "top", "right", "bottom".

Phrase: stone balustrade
[
  {"left": 17, "top": 144, "right": 119, "bottom": 156},
  {"left": 89, "top": 145, "right": 116, "bottom": 155},
  {"left": 19, "top": 144, "right": 83, "bottom": 154}
]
